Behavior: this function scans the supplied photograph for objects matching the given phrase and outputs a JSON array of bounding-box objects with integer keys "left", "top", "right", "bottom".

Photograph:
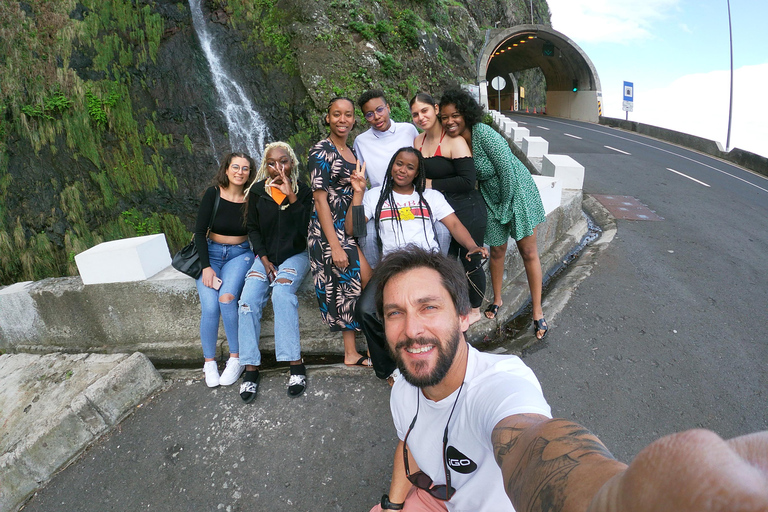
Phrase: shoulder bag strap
[{"left": 206, "top": 187, "right": 221, "bottom": 237}]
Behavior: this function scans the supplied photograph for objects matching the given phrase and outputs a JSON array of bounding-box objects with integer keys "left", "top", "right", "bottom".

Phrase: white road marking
[
  {"left": 666, "top": 168, "right": 711, "bottom": 187},
  {"left": 564, "top": 133, "right": 582, "bottom": 139},
  {"left": 536, "top": 126, "right": 550, "bottom": 130},
  {"left": 605, "top": 146, "right": 631, "bottom": 155},
  {"left": 521, "top": 116, "right": 768, "bottom": 194}
]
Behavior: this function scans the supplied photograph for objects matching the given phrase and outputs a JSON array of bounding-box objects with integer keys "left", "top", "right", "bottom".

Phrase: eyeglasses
[
  {"left": 402, "top": 382, "right": 465, "bottom": 501},
  {"left": 364, "top": 105, "right": 388, "bottom": 120},
  {"left": 229, "top": 164, "right": 249, "bottom": 174}
]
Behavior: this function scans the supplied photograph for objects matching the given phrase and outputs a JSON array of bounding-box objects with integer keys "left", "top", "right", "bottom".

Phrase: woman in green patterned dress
[{"left": 439, "top": 87, "right": 549, "bottom": 339}]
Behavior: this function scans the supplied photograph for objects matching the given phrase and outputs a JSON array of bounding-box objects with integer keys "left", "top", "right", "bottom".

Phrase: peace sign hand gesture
[{"left": 350, "top": 160, "right": 368, "bottom": 194}]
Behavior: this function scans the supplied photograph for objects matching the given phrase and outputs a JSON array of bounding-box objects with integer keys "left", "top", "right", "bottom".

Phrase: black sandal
[
  {"left": 533, "top": 318, "right": 549, "bottom": 340},
  {"left": 484, "top": 303, "right": 500, "bottom": 319}
]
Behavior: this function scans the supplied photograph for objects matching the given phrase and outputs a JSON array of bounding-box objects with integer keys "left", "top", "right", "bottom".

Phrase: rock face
[{"left": 0, "top": 0, "right": 550, "bottom": 285}]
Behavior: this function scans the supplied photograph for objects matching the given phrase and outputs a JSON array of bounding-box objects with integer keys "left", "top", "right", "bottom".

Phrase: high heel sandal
[{"left": 533, "top": 318, "right": 549, "bottom": 340}]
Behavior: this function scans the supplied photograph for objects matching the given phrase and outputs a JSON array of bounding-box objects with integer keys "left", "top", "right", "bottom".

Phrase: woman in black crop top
[
  {"left": 194, "top": 152, "right": 256, "bottom": 388},
  {"left": 410, "top": 92, "right": 488, "bottom": 325}
]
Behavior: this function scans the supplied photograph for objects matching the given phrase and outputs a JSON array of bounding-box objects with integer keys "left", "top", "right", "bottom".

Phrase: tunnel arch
[{"left": 477, "top": 24, "right": 602, "bottom": 122}]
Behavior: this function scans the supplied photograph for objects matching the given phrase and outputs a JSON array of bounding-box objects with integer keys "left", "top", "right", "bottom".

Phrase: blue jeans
[
  {"left": 238, "top": 252, "right": 310, "bottom": 367},
  {"left": 195, "top": 240, "right": 253, "bottom": 359}
]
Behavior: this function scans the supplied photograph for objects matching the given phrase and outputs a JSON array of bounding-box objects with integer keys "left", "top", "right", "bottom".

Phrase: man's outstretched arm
[
  {"left": 492, "top": 415, "right": 768, "bottom": 512},
  {"left": 492, "top": 414, "right": 625, "bottom": 512}
]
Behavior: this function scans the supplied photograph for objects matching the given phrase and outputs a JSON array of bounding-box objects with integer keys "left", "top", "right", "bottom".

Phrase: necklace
[{"left": 328, "top": 138, "right": 347, "bottom": 154}]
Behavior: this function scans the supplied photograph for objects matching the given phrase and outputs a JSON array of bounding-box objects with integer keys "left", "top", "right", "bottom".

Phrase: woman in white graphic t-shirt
[{"left": 345, "top": 146, "right": 488, "bottom": 381}]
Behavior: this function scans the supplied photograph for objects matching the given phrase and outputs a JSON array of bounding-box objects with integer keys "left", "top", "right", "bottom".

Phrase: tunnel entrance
[{"left": 477, "top": 24, "right": 602, "bottom": 122}]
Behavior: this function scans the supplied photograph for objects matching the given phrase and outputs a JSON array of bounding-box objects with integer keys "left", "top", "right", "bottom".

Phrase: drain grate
[{"left": 591, "top": 195, "right": 664, "bottom": 221}]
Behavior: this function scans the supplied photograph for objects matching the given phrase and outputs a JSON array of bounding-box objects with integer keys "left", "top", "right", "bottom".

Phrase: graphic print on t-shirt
[
  {"left": 363, "top": 187, "right": 453, "bottom": 255},
  {"left": 378, "top": 201, "right": 431, "bottom": 223},
  {"left": 446, "top": 445, "right": 478, "bottom": 474}
]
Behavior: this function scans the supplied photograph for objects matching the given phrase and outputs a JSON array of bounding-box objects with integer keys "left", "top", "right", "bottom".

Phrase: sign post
[
  {"left": 491, "top": 76, "right": 506, "bottom": 112},
  {"left": 622, "top": 81, "right": 634, "bottom": 120}
]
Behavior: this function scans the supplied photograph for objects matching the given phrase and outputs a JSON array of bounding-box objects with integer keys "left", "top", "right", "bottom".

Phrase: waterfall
[
  {"left": 202, "top": 112, "right": 219, "bottom": 166},
  {"left": 189, "top": 0, "right": 269, "bottom": 163}
]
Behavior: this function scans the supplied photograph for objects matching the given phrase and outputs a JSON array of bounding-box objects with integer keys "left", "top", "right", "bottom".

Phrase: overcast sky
[{"left": 546, "top": 0, "right": 768, "bottom": 158}]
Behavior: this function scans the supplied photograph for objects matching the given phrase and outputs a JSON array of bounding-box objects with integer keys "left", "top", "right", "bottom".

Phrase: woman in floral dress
[{"left": 307, "top": 97, "right": 372, "bottom": 367}]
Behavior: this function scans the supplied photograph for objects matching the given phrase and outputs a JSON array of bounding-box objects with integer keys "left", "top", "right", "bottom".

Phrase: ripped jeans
[
  {"left": 195, "top": 240, "right": 253, "bottom": 359},
  {"left": 238, "top": 252, "right": 310, "bottom": 366}
]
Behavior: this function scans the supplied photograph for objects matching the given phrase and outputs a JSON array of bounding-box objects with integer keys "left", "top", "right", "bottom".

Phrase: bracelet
[{"left": 380, "top": 494, "right": 404, "bottom": 510}]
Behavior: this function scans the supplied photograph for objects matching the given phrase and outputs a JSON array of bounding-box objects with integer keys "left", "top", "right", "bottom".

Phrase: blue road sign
[{"left": 623, "top": 81, "right": 634, "bottom": 101}]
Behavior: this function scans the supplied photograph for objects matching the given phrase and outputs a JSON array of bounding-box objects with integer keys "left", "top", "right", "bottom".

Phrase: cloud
[
  {"left": 548, "top": 0, "right": 680, "bottom": 43},
  {"left": 679, "top": 23, "right": 692, "bottom": 34},
  {"left": 602, "top": 63, "right": 768, "bottom": 157}
]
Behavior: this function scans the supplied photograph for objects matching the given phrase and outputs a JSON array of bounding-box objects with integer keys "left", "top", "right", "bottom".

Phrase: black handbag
[{"left": 172, "top": 189, "right": 220, "bottom": 279}]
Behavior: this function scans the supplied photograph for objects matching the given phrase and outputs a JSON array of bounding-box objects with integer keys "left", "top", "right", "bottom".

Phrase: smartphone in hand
[{"left": 212, "top": 277, "right": 223, "bottom": 290}]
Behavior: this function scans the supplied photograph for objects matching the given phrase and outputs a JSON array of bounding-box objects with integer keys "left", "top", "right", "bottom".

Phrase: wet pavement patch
[{"left": 591, "top": 195, "right": 663, "bottom": 221}]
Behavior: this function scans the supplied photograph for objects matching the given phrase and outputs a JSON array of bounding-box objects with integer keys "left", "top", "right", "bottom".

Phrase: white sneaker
[
  {"left": 203, "top": 361, "right": 220, "bottom": 388},
  {"left": 219, "top": 357, "right": 244, "bottom": 386}
]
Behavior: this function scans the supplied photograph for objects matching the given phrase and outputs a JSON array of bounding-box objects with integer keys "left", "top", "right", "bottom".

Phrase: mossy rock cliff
[{"left": 0, "top": 0, "right": 550, "bottom": 285}]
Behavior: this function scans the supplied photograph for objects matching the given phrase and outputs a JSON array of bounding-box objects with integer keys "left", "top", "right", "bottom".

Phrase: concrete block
[
  {"left": 522, "top": 136, "right": 549, "bottom": 158},
  {"left": 83, "top": 352, "right": 164, "bottom": 424},
  {"left": 0, "top": 352, "right": 163, "bottom": 512},
  {"left": 532, "top": 175, "right": 563, "bottom": 216},
  {"left": 501, "top": 119, "right": 518, "bottom": 132},
  {"left": 511, "top": 126, "right": 530, "bottom": 143},
  {"left": 542, "top": 154, "right": 585, "bottom": 190},
  {"left": 75, "top": 234, "right": 172, "bottom": 285}
]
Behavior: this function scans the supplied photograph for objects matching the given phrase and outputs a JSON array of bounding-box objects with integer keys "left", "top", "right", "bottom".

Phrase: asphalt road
[
  {"left": 19, "top": 116, "right": 768, "bottom": 511},
  {"left": 510, "top": 112, "right": 768, "bottom": 462}
]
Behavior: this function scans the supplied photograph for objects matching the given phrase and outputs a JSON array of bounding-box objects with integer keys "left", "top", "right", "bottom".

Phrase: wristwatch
[{"left": 380, "top": 494, "right": 404, "bottom": 510}]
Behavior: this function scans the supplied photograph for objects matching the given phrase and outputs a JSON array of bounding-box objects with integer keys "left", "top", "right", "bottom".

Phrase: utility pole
[
  {"left": 530, "top": 0, "right": 534, "bottom": 24},
  {"left": 726, "top": 0, "right": 734, "bottom": 151}
]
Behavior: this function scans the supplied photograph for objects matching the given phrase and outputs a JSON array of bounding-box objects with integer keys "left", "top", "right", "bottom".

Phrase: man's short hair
[
  {"left": 358, "top": 89, "right": 387, "bottom": 110},
  {"left": 374, "top": 247, "right": 471, "bottom": 320}
]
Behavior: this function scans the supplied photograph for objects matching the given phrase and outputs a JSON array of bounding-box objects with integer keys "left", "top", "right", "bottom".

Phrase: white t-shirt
[
  {"left": 353, "top": 122, "right": 420, "bottom": 188},
  {"left": 390, "top": 345, "right": 552, "bottom": 512},
  {"left": 362, "top": 187, "right": 453, "bottom": 256}
]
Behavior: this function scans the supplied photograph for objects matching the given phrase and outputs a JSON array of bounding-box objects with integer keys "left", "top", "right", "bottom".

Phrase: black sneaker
[
  {"left": 239, "top": 371, "right": 260, "bottom": 403},
  {"left": 287, "top": 374, "right": 306, "bottom": 397}
]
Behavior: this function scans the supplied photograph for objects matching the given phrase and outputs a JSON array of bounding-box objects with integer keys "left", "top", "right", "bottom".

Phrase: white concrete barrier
[
  {"left": 512, "top": 126, "right": 530, "bottom": 144},
  {"left": 522, "top": 136, "right": 549, "bottom": 158},
  {"left": 75, "top": 234, "right": 172, "bottom": 285},
  {"left": 532, "top": 175, "right": 562, "bottom": 216},
  {"left": 542, "top": 154, "right": 585, "bottom": 190}
]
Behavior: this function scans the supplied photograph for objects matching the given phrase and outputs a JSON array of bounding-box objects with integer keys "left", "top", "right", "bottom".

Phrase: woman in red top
[{"left": 410, "top": 92, "right": 488, "bottom": 325}]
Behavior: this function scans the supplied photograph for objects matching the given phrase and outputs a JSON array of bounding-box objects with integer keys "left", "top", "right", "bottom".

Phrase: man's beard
[{"left": 392, "top": 329, "right": 461, "bottom": 388}]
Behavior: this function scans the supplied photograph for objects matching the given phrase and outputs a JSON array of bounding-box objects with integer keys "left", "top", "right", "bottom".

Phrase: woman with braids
[
  {"left": 347, "top": 146, "right": 488, "bottom": 380},
  {"left": 439, "top": 87, "right": 549, "bottom": 339},
  {"left": 307, "top": 97, "right": 372, "bottom": 368},
  {"left": 410, "top": 92, "right": 488, "bottom": 325}
]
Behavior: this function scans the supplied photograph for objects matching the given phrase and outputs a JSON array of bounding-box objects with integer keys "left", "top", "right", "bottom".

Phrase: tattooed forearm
[{"left": 493, "top": 416, "right": 624, "bottom": 512}]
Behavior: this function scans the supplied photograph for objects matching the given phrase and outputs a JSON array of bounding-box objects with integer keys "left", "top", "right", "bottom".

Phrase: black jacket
[{"left": 246, "top": 180, "right": 313, "bottom": 266}]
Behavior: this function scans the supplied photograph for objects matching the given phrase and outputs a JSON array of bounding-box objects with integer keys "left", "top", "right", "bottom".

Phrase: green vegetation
[
  {"left": 0, "top": 0, "right": 185, "bottom": 285},
  {"left": 374, "top": 52, "right": 403, "bottom": 78},
  {"left": 0, "top": 0, "right": 543, "bottom": 285}
]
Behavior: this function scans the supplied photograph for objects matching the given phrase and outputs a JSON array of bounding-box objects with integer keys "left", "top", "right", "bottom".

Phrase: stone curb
[
  {"left": 488, "top": 193, "right": 618, "bottom": 355},
  {"left": 0, "top": 352, "right": 164, "bottom": 512}
]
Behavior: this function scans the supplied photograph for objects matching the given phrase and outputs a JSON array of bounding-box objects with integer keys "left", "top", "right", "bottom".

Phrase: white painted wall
[{"left": 546, "top": 91, "right": 600, "bottom": 122}]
